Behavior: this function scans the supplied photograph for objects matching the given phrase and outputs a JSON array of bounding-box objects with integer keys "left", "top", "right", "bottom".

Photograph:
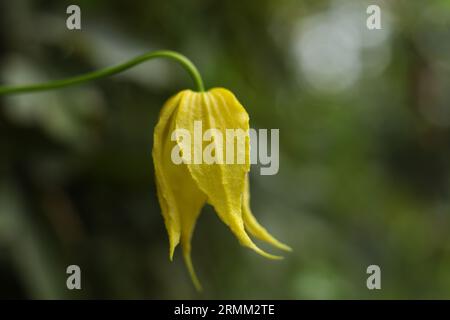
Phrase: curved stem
[{"left": 0, "top": 50, "right": 205, "bottom": 95}]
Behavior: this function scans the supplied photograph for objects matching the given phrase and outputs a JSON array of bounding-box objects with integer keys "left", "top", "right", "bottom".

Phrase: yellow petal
[
  {"left": 242, "top": 174, "right": 292, "bottom": 252},
  {"left": 176, "top": 88, "right": 281, "bottom": 260},
  {"left": 153, "top": 91, "right": 183, "bottom": 259},
  {"left": 153, "top": 90, "right": 207, "bottom": 278}
]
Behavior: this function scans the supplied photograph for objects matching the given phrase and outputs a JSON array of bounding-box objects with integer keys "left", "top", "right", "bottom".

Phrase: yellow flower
[{"left": 152, "top": 88, "right": 291, "bottom": 290}]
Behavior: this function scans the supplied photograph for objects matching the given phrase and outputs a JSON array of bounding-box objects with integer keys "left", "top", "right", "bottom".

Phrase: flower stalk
[{"left": 0, "top": 50, "right": 205, "bottom": 95}]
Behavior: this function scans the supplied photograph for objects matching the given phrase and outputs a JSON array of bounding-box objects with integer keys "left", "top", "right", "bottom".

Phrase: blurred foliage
[{"left": 1, "top": 0, "right": 450, "bottom": 299}]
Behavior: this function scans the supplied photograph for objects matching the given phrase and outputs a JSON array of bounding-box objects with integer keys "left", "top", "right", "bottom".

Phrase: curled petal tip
[
  {"left": 242, "top": 175, "right": 291, "bottom": 253},
  {"left": 228, "top": 217, "right": 284, "bottom": 260},
  {"left": 245, "top": 240, "right": 284, "bottom": 260},
  {"left": 253, "top": 247, "right": 284, "bottom": 260},
  {"left": 183, "top": 250, "right": 203, "bottom": 292}
]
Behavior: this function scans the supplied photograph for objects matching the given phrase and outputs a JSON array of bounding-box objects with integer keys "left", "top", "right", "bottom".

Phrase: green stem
[{"left": 0, "top": 50, "right": 205, "bottom": 95}]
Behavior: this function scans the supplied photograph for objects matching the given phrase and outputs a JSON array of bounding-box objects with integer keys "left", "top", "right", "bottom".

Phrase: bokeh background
[{"left": 1, "top": 0, "right": 450, "bottom": 299}]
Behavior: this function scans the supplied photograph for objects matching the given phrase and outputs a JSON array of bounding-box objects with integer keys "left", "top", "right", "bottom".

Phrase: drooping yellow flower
[{"left": 152, "top": 88, "right": 291, "bottom": 290}]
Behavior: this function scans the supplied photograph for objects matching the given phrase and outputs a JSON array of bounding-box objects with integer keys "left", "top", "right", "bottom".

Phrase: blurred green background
[{"left": 1, "top": 0, "right": 450, "bottom": 299}]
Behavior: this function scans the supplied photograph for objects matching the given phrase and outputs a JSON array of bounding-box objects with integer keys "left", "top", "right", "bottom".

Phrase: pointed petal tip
[
  {"left": 168, "top": 233, "right": 180, "bottom": 261},
  {"left": 259, "top": 237, "right": 292, "bottom": 253},
  {"left": 194, "top": 282, "right": 203, "bottom": 292},
  {"left": 275, "top": 242, "right": 293, "bottom": 252},
  {"left": 169, "top": 245, "right": 175, "bottom": 261}
]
